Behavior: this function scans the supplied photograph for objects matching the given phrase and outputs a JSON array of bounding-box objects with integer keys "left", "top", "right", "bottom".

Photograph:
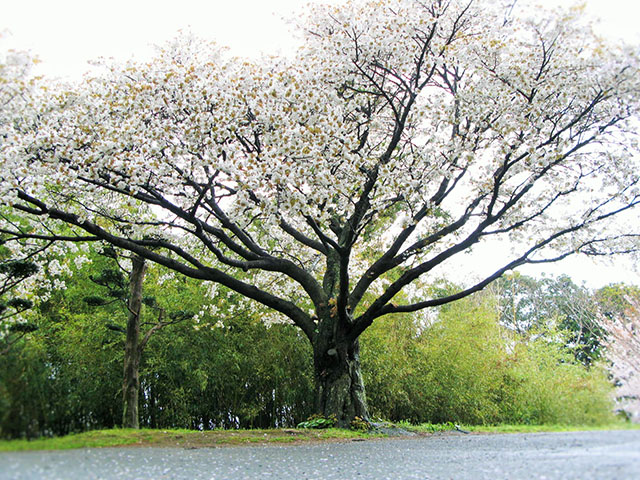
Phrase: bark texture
[
  {"left": 122, "top": 255, "right": 146, "bottom": 429},
  {"left": 313, "top": 314, "right": 369, "bottom": 427}
]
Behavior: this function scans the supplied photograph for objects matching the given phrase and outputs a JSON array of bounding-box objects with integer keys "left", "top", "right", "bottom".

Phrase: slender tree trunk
[
  {"left": 122, "top": 255, "right": 146, "bottom": 429},
  {"left": 313, "top": 315, "right": 369, "bottom": 427}
]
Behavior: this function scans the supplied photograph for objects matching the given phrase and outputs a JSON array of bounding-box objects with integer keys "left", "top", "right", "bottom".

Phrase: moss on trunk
[{"left": 314, "top": 326, "right": 369, "bottom": 427}]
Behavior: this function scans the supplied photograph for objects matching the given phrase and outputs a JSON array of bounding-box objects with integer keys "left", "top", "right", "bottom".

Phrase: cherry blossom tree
[
  {"left": 1, "top": 0, "right": 640, "bottom": 425},
  {"left": 596, "top": 286, "right": 640, "bottom": 421}
]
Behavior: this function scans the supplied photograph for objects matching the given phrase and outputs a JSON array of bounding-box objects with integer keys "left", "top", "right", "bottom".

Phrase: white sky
[
  {"left": 2, "top": 0, "right": 639, "bottom": 288},
  {"left": 3, "top": 0, "right": 639, "bottom": 79}
]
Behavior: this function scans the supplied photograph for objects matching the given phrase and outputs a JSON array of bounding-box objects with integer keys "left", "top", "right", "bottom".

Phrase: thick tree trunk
[
  {"left": 313, "top": 323, "right": 369, "bottom": 427},
  {"left": 122, "top": 255, "right": 146, "bottom": 429}
]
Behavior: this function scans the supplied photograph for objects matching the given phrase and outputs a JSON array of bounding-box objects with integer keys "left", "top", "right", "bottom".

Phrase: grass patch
[
  {"left": 2, "top": 423, "right": 636, "bottom": 452},
  {"left": 0, "top": 427, "right": 379, "bottom": 452},
  {"left": 400, "top": 421, "right": 640, "bottom": 435},
  {"left": 0, "top": 429, "right": 159, "bottom": 452},
  {"left": 466, "top": 423, "right": 640, "bottom": 434},
  {"left": 395, "top": 422, "right": 458, "bottom": 434}
]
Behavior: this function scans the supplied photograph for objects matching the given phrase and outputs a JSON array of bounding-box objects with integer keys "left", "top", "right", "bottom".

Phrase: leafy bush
[
  {"left": 1, "top": 252, "right": 617, "bottom": 439},
  {"left": 0, "top": 253, "right": 315, "bottom": 439},
  {"left": 497, "top": 332, "right": 615, "bottom": 425},
  {"left": 297, "top": 414, "right": 337, "bottom": 429},
  {"left": 361, "top": 291, "right": 616, "bottom": 426},
  {"left": 349, "top": 416, "right": 371, "bottom": 432}
]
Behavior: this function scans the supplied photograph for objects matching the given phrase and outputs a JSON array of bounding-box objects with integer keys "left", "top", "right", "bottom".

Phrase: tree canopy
[{"left": 1, "top": 0, "right": 639, "bottom": 423}]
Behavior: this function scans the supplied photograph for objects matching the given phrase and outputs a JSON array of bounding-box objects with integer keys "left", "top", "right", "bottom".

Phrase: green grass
[
  {"left": 2, "top": 422, "right": 638, "bottom": 452},
  {"left": 0, "top": 427, "right": 380, "bottom": 452},
  {"left": 0, "top": 429, "right": 161, "bottom": 451},
  {"left": 466, "top": 423, "right": 640, "bottom": 434},
  {"left": 395, "top": 422, "right": 458, "bottom": 433},
  {"left": 400, "top": 421, "right": 640, "bottom": 435}
]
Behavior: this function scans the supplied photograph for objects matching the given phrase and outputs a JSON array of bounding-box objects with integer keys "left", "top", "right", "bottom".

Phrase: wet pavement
[{"left": 1, "top": 429, "right": 639, "bottom": 479}]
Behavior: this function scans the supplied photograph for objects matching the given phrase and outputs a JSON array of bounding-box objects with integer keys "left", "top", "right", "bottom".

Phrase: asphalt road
[{"left": 1, "top": 430, "right": 639, "bottom": 480}]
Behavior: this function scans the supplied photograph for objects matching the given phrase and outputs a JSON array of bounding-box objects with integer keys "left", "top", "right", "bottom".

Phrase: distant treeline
[{"left": 1, "top": 253, "right": 634, "bottom": 439}]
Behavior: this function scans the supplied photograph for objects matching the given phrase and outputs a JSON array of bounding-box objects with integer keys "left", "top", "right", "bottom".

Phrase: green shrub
[
  {"left": 497, "top": 332, "right": 615, "bottom": 425},
  {"left": 361, "top": 291, "right": 615, "bottom": 426},
  {"left": 350, "top": 416, "right": 371, "bottom": 432},
  {"left": 297, "top": 414, "right": 337, "bottom": 429}
]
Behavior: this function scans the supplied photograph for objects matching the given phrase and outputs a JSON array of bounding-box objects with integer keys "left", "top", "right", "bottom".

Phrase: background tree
[
  {"left": 0, "top": 44, "right": 41, "bottom": 354},
  {"left": 1, "top": 269, "right": 615, "bottom": 439},
  {"left": 491, "top": 273, "right": 603, "bottom": 364},
  {"left": 0, "top": 257, "right": 38, "bottom": 355},
  {"left": 0, "top": 251, "right": 123, "bottom": 439},
  {"left": 0, "top": 250, "right": 316, "bottom": 438},
  {"left": 1, "top": 0, "right": 639, "bottom": 425},
  {"left": 360, "top": 285, "right": 615, "bottom": 425},
  {"left": 595, "top": 284, "right": 640, "bottom": 421},
  {"left": 82, "top": 247, "right": 199, "bottom": 428}
]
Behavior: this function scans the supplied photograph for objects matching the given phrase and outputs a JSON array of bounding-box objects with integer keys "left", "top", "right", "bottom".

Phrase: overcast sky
[
  {"left": 2, "top": 0, "right": 639, "bottom": 287},
  {"left": 3, "top": 0, "right": 640, "bottom": 78}
]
